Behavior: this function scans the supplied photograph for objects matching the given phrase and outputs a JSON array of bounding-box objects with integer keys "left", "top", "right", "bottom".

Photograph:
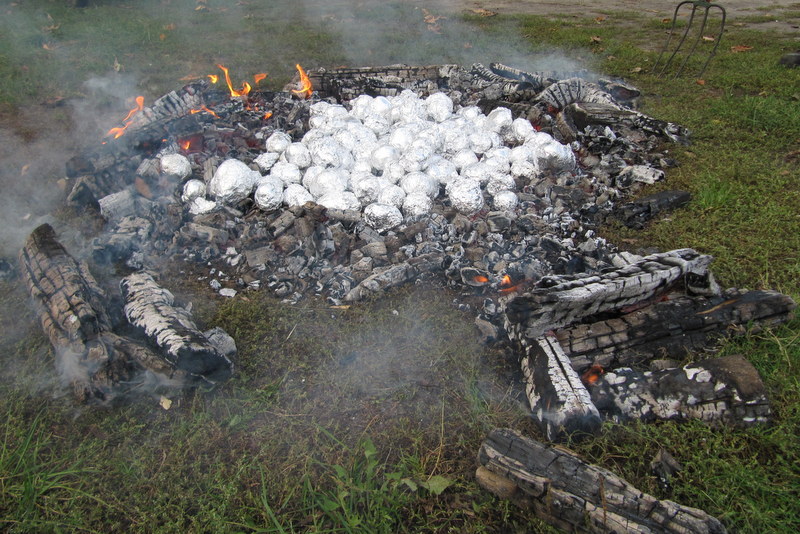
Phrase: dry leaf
[
  {"left": 42, "top": 43, "right": 56, "bottom": 51},
  {"left": 702, "top": 35, "right": 715, "bottom": 42},
  {"left": 159, "top": 396, "right": 172, "bottom": 410},
  {"left": 470, "top": 8, "right": 496, "bottom": 17},
  {"left": 662, "top": 17, "right": 672, "bottom": 23},
  {"left": 590, "top": 36, "right": 602, "bottom": 43},
  {"left": 630, "top": 66, "right": 643, "bottom": 73},
  {"left": 594, "top": 16, "right": 607, "bottom": 23},
  {"left": 163, "top": 23, "right": 176, "bottom": 31},
  {"left": 113, "top": 56, "right": 123, "bottom": 72},
  {"left": 159, "top": 33, "right": 166, "bottom": 41},
  {"left": 696, "top": 79, "right": 706, "bottom": 86},
  {"left": 43, "top": 23, "right": 60, "bottom": 32},
  {"left": 730, "top": 45, "right": 753, "bottom": 53}
]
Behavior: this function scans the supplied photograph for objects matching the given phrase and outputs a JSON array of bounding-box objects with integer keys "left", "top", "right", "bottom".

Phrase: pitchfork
[{"left": 654, "top": 0, "right": 726, "bottom": 78}]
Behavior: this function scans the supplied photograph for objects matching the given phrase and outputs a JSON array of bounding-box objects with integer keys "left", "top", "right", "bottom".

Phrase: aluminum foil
[
  {"left": 283, "top": 183, "right": 314, "bottom": 207},
  {"left": 284, "top": 142, "right": 312, "bottom": 168},
  {"left": 424, "top": 156, "right": 458, "bottom": 185},
  {"left": 160, "top": 154, "right": 192, "bottom": 179},
  {"left": 266, "top": 131, "right": 292, "bottom": 153},
  {"left": 308, "top": 137, "right": 349, "bottom": 168},
  {"left": 492, "top": 190, "right": 519, "bottom": 211},
  {"left": 363, "top": 203, "right": 403, "bottom": 233},
  {"left": 451, "top": 149, "right": 478, "bottom": 171},
  {"left": 269, "top": 161, "right": 302, "bottom": 185},
  {"left": 446, "top": 178, "right": 484, "bottom": 214},
  {"left": 254, "top": 152, "right": 280, "bottom": 172},
  {"left": 318, "top": 191, "right": 360, "bottom": 211},
  {"left": 486, "top": 107, "right": 513, "bottom": 134},
  {"left": 510, "top": 118, "right": 536, "bottom": 144},
  {"left": 181, "top": 179, "right": 206, "bottom": 203},
  {"left": 400, "top": 172, "right": 438, "bottom": 199},
  {"left": 189, "top": 197, "right": 217, "bottom": 215},
  {"left": 382, "top": 161, "right": 406, "bottom": 185},
  {"left": 468, "top": 131, "right": 493, "bottom": 155},
  {"left": 536, "top": 138, "right": 576, "bottom": 171},
  {"left": 254, "top": 177, "right": 284, "bottom": 211},
  {"left": 461, "top": 162, "right": 492, "bottom": 186},
  {"left": 208, "top": 159, "right": 259, "bottom": 204},
  {"left": 353, "top": 176, "right": 390, "bottom": 205},
  {"left": 486, "top": 174, "right": 516, "bottom": 196},
  {"left": 377, "top": 184, "right": 406, "bottom": 208},
  {"left": 402, "top": 192, "right": 433, "bottom": 217},
  {"left": 370, "top": 144, "right": 399, "bottom": 172},
  {"left": 400, "top": 141, "right": 433, "bottom": 173},
  {"left": 426, "top": 92, "right": 453, "bottom": 123},
  {"left": 305, "top": 168, "right": 348, "bottom": 199}
]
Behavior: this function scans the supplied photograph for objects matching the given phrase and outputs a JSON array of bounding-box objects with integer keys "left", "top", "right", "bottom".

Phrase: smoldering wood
[
  {"left": 611, "top": 190, "right": 692, "bottom": 229},
  {"left": 521, "top": 335, "right": 601, "bottom": 441},
  {"left": 343, "top": 252, "right": 444, "bottom": 301},
  {"left": 557, "top": 289, "right": 797, "bottom": 372},
  {"left": 18, "top": 224, "right": 176, "bottom": 402},
  {"left": 503, "top": 249, "right": 715, "bottom": 340},
  {"left": 589, "top": 354, "right": 771, "bottom": 426},
  {"left": 476, "top": 428, "right": 727, "bottom": 534},
  {"left": 120, "top": 272, "right": 234, "bottom": 383}
]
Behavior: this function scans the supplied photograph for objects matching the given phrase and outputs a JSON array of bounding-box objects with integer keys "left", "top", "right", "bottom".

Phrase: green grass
[{"left": 1, "top": 2, "right": 799, "bottom": 533}]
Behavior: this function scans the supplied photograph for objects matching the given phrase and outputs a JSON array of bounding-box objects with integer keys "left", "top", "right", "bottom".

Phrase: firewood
[
  {"left": 558, "top": 289, "right": 797, "bottom": 372},
  {"left": 120, "top": 272, "right": 234, "bottom": 383},
  {"left": 477, "top": 428, "right": 727, "bottom": 533},
  {"left": 588, "top": 354, "right": 771, "bottom": 425}
]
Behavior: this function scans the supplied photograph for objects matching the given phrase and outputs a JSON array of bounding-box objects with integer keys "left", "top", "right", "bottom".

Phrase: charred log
[
  {"left": 120, "top": 272, "right": 234, "bottom": 383},
  {"left": 476, "top": 428, "right": 727, "bottom": 533},
  {"left": 589, "top": 354, "right": 771, "bottom": 425},
  {"left": 503, "top": 249, "right": 716, "bottom": 340},
  {"left": 521, "top": 335, "right": 601, "bottom": 441},
  {"left": 610, "top": 190, "right": 692, "bottom": 229},
  {"left": 558, "top": 289, "right": 797, "bottom": 372}
]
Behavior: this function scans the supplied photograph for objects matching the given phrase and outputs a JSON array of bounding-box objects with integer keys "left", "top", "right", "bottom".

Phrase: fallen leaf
[
  {"left": 43, "top": 23, "right": 60, "bottom": 32},
  {"left": 590, "top": 36, "right": 602, "bottom": 43},
  {"left": 469, "top": 8, "right": 496, "bottom": 17},
  {"left": 419, "top": 475, "right": 454, "bottom": 496},
  {"left": 42, "top": 43, "right": 57, "bottom": 51},
  {"left": 113, "top": 56, "right": 123, "bottom": 72},
  {"left": 463, "top": 42, "right": 473, "bottom": 49},
  {"left": 163, "top": 23, "right": 176, "bottom": 31},
  {"left": 702, "top": 35, "right": 716, "bottom": 42},
  {"left": 630, "top": 66, "right": 643, "bottom": 73},
  {"left": 159, "top": 396, "right": 172, "bottom": 410},
  {"left": 730, "top": 45, "right": 753, "bottom": 53},
  {"left": 159, "top": 33, "right": 166, "bottom": 41},
  {"left": 696, "top": 79, "right": 706, "bottom": 85},
  {"left": 21, "top": 164, "right": 30, "bottom": 176},
  {"left": 594, "top": 16, "right": 607, "bottom": 23},
  {"left": 662, "top": 17, "right": 672, "bottom": 23}
]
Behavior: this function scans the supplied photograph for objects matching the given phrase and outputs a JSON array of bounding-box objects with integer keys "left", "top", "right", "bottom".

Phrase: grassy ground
[{"left": 1, "top": 1, "right": 799, "bottom": 532}]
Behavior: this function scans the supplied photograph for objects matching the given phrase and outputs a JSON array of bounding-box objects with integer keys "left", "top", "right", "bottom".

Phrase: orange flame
[
  {"left": 181, "top": 139, "right": 191, "bottom": 151},
  {"left": 106, "top": 96, "right": 145, "bottom": 139},
  {"left": 500, "top": 274, "right": 513, "bottom": 287},
  {"left": 190, "top": 106, "right": 220, "bottom": 118},
  {"left": 473, "top": 275, "right": 489, "bottom": 284},
  {"left": 292, "top": 64, "right": 313, "bottom": 99},
  {"left": 216, "top": 64, "right": 252, "bottom": 98},
  {"left": 208, "top": 74, "right": 219, "bottom": 84},
  {"left": 253, "top": 73, "right": 268, "bottom": 84},
  {"left": 263, "top": 111, "right": 273, "bottom": 120},
  {"left": 580, "top": 364, "right": 605, "bottom": 386}
]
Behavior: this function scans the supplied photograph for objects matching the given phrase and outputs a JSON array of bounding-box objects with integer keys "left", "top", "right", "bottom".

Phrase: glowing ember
[
  {"left": 253, "top": 73, "right": 268, "bottom": 84},
  {"left": 181, "top": 140, "right": 191, "bottom": 151},
  {"left": 292, "top": 64, "right": 313, "bottom": 99},
  {"left": 190, "top": 106, "right": 220, "bottom": 118},
  {"left": 581, "top": 364, "right": 605, "bottom": 386},
  {"left": 473, "top": 275, "right": 489, "bottom": 284},
  {"left": 263, "top": 111, "right": 273, "bottom": 120},
  {"left": 106, "top": 96, "right": 145, "bottom": 139},
  {"left": 500, "top": 274, "right": 513, "bottom": 287},
  {"left": 216, "top": 64, "right": 252, "bottom": 98}
]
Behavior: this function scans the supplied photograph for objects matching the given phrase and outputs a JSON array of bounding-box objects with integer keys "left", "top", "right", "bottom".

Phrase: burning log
[
  {"left": 558, "top": 289, "right": 797, "bottom": 372},
  {"left": 503, "top": 249, "right": 716, "bottom": 341},
  {"left": 476, "top": 428, "right": 727, "bottom": 533},
  {"left": 521, "top": 335, "right": 601, "bottom": 441},
  {"left": 589, "top": 354, "right": 771, "bottom": 425},
  {"left": 18, "top": 224, "right": 174, "bottom": 402},
  {"left": 120, "top": 272, "right": 234, "bottom": 383}
]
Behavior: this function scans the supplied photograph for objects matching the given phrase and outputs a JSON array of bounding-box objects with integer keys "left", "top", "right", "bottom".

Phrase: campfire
[{"left": 18, "top": 61, "right": 795, "bottom": 533}]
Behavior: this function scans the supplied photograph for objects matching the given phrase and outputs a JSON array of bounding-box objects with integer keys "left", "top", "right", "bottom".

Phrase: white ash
[
  {"left": 208, "top": 159, "right": 259, "bottom": 204},
  {"left": 402, "top": 192, "right": 433, "bottom": 217},
  {"left": 265, "top": 131, "right": 292, "bottom": 153},
  {"left": 254, "top": 152, "right": 280, "bottom": 172},
  {"left": 160, "top": 154, "right": 192, "bottom": 179},
  {"left": 363, "top": 203, "right": 403, "bottom": 233},
  {"left": 269, "top": 161, "right": 302, "bottom": 185},
  {"left": 181, "top": 179, "right": 206, "bottom": 203},
  {"left": 283, "top": 183, "right": 314, "bottom": 207},
  {"left": 254, "top": 176, "right": 284, "bottom": 211},
  {"left": 283, "top": 143, "right": 312, "bottom": 168}
]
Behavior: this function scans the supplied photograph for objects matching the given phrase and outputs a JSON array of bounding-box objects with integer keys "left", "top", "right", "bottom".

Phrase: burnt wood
[
  {"left": 589, "top": 354, "right": 771, "bottom": 425},
  {"left": 477, "top": 428, "right": 727, "bottom": 533},
  {"left": 521, "top": 335, "right": 601, "bottom": 441},
  {"left": 120, "top": 272, "right": 234, "bottom": 383},
  {"left": 557, "top": 289, "right": 797, "bottom": 372}
]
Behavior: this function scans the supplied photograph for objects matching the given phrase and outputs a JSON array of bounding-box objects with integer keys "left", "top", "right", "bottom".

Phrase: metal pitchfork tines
[{"left": 654, "top": 0, "right": 726, "bottom": 78}]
